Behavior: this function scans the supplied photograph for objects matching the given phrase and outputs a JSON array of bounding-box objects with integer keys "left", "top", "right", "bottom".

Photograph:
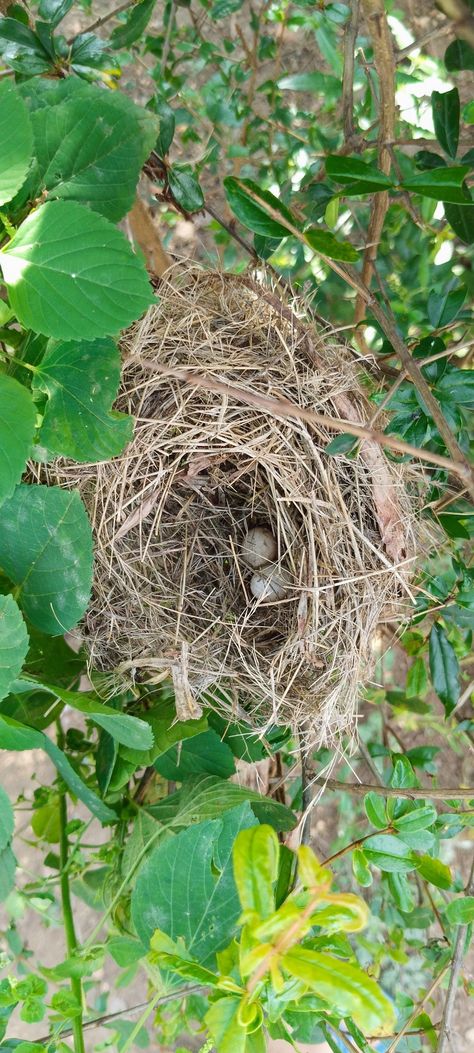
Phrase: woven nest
[{"left": 50, "top": 267, "right": 417, "bottom": 745}]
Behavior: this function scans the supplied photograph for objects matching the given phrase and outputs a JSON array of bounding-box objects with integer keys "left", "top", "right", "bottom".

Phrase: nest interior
[{"left": 51, "top": 267, "right": 416, "bottom": 744}]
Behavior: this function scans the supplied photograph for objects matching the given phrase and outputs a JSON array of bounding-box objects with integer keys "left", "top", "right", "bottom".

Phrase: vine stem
[{"left": 58, "top": 723, "right": 86, "bottom": 1053}]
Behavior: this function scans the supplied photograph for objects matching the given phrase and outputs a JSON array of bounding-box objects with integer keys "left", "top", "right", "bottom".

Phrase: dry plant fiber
[{"left": 51, "top": 266, "right": 416, "bottom": 746}]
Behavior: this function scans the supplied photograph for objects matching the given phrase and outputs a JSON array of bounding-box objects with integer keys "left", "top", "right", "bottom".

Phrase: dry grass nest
[{"left": 51, "top": 266, "right": 419, "bottom": 745}]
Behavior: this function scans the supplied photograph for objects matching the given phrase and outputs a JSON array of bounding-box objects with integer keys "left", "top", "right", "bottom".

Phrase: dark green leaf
[
  {"left": 401, "top": 166, "right": 471, "bottom": 204},
  {"left": 150, "top": 97, "right": 175, "bottom": 155},
  {"left": 415, "top": 854, "right": 452, "bottom": 890},
  {"left": 386, "top": 872, "right": 415, "bottom": 913},
  {"left": 210, "top": 0, "right": 244, "bottom": 18},
  {"left": 14, "top": 678, "right": 154, "bottom": 750},
  {"left": 429, "top": 623, "right": 460, "bottom": 715},
  {"left": 33, "top": 338, "right": 133, "bottom": 462},
  {"left": 38, "top": 0, "right": 73, "bottom": 26},
  {"left": 0, "top": 80, "right": 33, "bottom": 206},
  {"left": 326, "top": 155, "right": 393, "bottom": 192},
  {"left": 0, "top": 375, "right": 36, "bottom": 509},
  {"left": 0, "top": 596, "right": 28, "bottom": 704},
  {"left": 1, "top": 201, "right": 153, "bottom": 340},
  {"left": 445, "top": 896, "right": 474, "bottom": 924},
  {"left": 324, "top": 433, "right": 359, "bottom": 456},
  {"left": 0, "top": 484, "right": 93, "bottom": 634},
  {"left": 445, "top": 39, "right": 474, "bottom": 72},
  {"left": 363, "top": 835, "right": 416, "bottom": 873},
  {"left": 154, "top": 728, "right": 235, "bottom": 780},
  {"left": 132, "top": 803, "right": 256, "bottom": 964},
  {"left": 224, "top": 176, "right": 295, "bottom": 238},
  {"left": 304, "top": 227, "right": 358, "bottom": 261},
  {"left": 110, "top": 0, "right": 155, "bottom": 48},
  {"left": 168, "top": 164, "right": 204, "bottom": 213},
  {"left": 0, "top": 784, "right": 14, "bottom": 851},
  {"left": 69, "top": 32, "right": 108, "bottom": 70},
  {"left": 428, "top": 286, "right": 466, "bottom": 328},
  {"left": 432, "top": 88, "right": 460, "bottom": 159},
  {"left": 444, "top": 201, "right": 474, "bottom": 243},
  {"left": 253, "top": 233, "right": 282, "bottom": 260},
  {"left": 0, "top": 18, "right": 51, "bottom": 74}
]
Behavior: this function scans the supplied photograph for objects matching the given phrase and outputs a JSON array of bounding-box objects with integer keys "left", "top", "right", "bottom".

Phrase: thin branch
[
  {"left": 437, "top": 853, "right": 474, "bottom": 1053},
  {"left": 125, "top": 355, "right": 474, "bottom": 482},
  {"left": 66, "top": 0, "right": 133, "bottom": 45},
  {"left": 36, "top": 987, "right": 204, "bottom": 1044},
  {"left": 309, "top": 775, "right": 474, "bottom": 801},
  {"left": 58, "top": 721, "right": 86, "bottom": 1053},
  {"left": 386, "top": 963, "right": 451, "bottom": 1053},
  {"left": 395, "top": 22, "right": 452, "bottom": 59},
  {"left": 342, "top": 0, "right": 360, "bottom": 142}
]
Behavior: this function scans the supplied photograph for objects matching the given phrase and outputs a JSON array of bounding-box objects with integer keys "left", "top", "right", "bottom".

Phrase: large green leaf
[
  {"left": 326, "top": 155, "right": 394, "bottom": 193},
  {"left": 32, "top": 338, "right": 133, "bottom": 462},
  {"left": 0, "top": 375, "right": 36, "bottom": 509},
  {"left": 427, "top": 286, "right": 466, "bottom": 329},
  {"left": 432, "top": 88, "right": 460, "bottom": 160},
  {"left": 1, "top": 201, "right": 153, "bottom": 341},
  {"left": 0, "top": 596, "right": 29, "bottom": 704},
  {"left": 26, "top": 80, "right": 158, "bottom": 221},
  {"left": 131, "top": 802, "right": 257, "bottom": 963},
  {"left": 429, "top": 623, "right": 460, "bottom": 715},
  {"left": 0, "top": 783, "right": 14, "bottom": 851},
  {"left": 154, "top": 728, "right": 235, "bottom": 780},
  {"left": 401, "top": 166, "right": 471, "bottom": 204},
  {"left": 0, "top": 484, "right": 93, "bottom": 634},
  {"left": 0, "top": 79, "right": 33, "bottom": 206},
  {"left": 282, "top": 947, "right": 395, "bottom": 1033},
  {"left": 233, "top": 824, "right": 279, "bottom": 918},
  {"left": 12, "top": 678, "right": 153, "bottom": 750},
  {"left": 146, "top": 774, "right": 296, "bottom": 833},
  {"left": 415, "top": 855, "right": 452, "bottom": 890},
  {"left": 363, "top": 835, "right": 417, "bottom": 873},
  {"left": 0, "top": 713, "right": 115, "bottom": 821}
]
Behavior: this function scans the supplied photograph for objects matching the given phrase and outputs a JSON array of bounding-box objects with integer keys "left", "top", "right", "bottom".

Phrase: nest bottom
[{"left": 49, "top": 268, "right": 415, "bottom": 746}]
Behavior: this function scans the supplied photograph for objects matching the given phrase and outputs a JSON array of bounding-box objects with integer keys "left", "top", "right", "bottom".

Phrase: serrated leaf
[
  {"left": 110, "top": 0, "right": 155, "bottom": 48},
  {"left": 415, "top": 854, "right": 452, "bottom": 890},
  {"left": 429, "top": 623, "right": 460, "bottom": 715},
  {"left": 0, "top": 713, "right": 115, "bottom": 821},
  {"left": 401, "top": 166, "right": 471, "bottom": 204},
  {"left": 0, "top": 484, "right": 93, "bottom": 634},
  {"left": 0, "top": 783, "right": 14, "bottom": 851},
  {"left": 363, "top": 835, "right": 416, "bottom": 873},
  {"left": 0, "top": 374, "right": 36, "bottom": 509},
  {"left": 428, "top": 286, "right": 466, "bottom": 328},
  {"left": 131, "top": 803, "right": 257, "bottom": 964},
  {"left": 282, "top": 947, "right": 395, "bottom": 1033},
  {"left": 0, "top": 595, "right": 29, "bottom": 704},
  {"left": 445, "top": 896, "right": 474, "bottom": 924},
  {"left": 364, "top": 792, "right": 388, "bottom": 829},
  {"left": 0, "top": 79, "right": 33, "bottom": 206},
  {"left": 32, "top": 338, "right": 133, "bottom": 462},
  {"left": 1, "top": 201, "right": 153, "bottom": 341},
  {"left": 26, "top": 80, "right": 158, "bottom": 221},
  {"left": 432, "top": 88, "right": 460, "bottom": 159}
]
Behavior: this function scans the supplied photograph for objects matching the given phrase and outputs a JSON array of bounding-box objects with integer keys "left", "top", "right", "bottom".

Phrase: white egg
[
  {"left": 241, "top": 527, "right": 277, "bottom": 569},
  {"left": 250, "top": 565, "right": 291, "bottom": 602}
]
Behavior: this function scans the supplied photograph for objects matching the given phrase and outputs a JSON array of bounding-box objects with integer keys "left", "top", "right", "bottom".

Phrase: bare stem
[{"left": 58, "top": 723, "right": 86, "bottom": 1053}]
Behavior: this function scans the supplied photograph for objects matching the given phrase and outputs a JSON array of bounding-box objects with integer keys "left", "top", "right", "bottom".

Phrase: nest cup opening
[{"left": 48, "top": 266, "right": 417, "bottom": 746}]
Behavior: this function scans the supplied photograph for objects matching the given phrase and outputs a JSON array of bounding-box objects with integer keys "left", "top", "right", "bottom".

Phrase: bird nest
[{"left": 50, "top": 266, "right": 417, "bottom": 745}]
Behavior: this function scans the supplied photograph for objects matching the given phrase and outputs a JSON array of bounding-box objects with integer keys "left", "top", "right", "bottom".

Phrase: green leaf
[
  {"left": 1, "top": 201, "right": 153, "bottom": 341},
  {"left": 210, "top": 0, "right": 244, "bottom": 19},
  {"left": 432, "top": 88, "right": 460, "bottom": 159},
  {"left": 444, "top": 201, "right": 474, "bottom": 243},
  {"left": 445, "top": 38, "right": 474, "bottom": 71},
  {"left": 363, "top": 835, "right": 416, "bottom": 873},
  {"left": 205, "top": 996, "right": 248, "bottom": 1053},
  {"left": 26, "top": 80, "right": 158, "bottom": 221},
  {"left": 108, "top": 936, "right": 145, "bottom": 967},
  {"left": 386, "top": 872, "right": 415, "bottom": 914},
  {"left": 0, "top": 79, "right": 33, "bottom": 206},
  {"left": 233, "top": 824, "right": 279, "bottom": 918},
  {"left": 277, "top": 71, "right": 339, "bottom": 95},
  {"left": 146, "top": 774, "right": 296, "bottom": 833},
  {"left": 429, "top": 623, "right": 460, "bottom": 715},
  {"left": 131, "top": 803, "right": 257, "bottom": 964},
  {"left": 324, "top": 433, "right": 359, "bottom": 456},
  {"left": 154, "top": 728, "right": 235, "bottom": 780},
  {"left": 0, "top": 484, "right": 93, "bottom": 634},
  {"left": 168, "top": 164, "right": 204, "bottom": 213},
  {"left": 406, "top": 657, "right": 427, "bottom": 698},
  {"left": 364, "top": 792, "right": 388, "bottom": 829},
  {"left": 326, "top": 155, "right": 394, "bottom": 192},
  {"left": 401, "top": 166, "right": 471, "bottom": 204},
  {"left": 393, "top": 805, "right": 437, "bottom": 833},
  {"left": 38, "top": 0, "right": 73, "bottom": 26},
  {"left": 0, "top": 784, "right": 14, "bottom": 851},
  {"left": 0, "top": 595, "right": 29, "bottom": 704},
  {"left": 304, "top": 227, "right": 359, "bottom": 262},
  {"left": 224, "top": 176, "right": 295, "bottom": 238},
  {"left": 32, "top": 338, "right": 133, "bottom": 462},
  {"left": 110, "top": 0, "right": 155, "bottom": 48},
  {"left": 282, "top": 947, "right": 395, "bottom": 1033},
  {"left": 428, "top": 286, "right": 467, "bottom": 328},
  {"left": 352, "top": 848, "right": 372, "bottom": 887},
  {"left": 14, "top": 678, "right": 154, "bottom": 750},
  {"left": 150, "top": 97, "right": 175, "bottom": 156},
  {"left": 415, "top": 854, "right": 452, "bottom": 890},
  {"left": 445, "top": 896, "right": 474, "bottom": 924},
  {"left": 0, "top": 18, "right": 51, "bottom": 75},
  {"left": 0, "top": 713, "right": 115, "bottom": 821},
  {"left": 0, "top": 845, "right": 16, "bottom": 902},
  {"left": 0, "top": 375, "right": 36, "bottom": 510}
]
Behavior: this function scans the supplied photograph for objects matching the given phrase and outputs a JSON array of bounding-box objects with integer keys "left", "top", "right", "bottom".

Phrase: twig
[
  {"left": 386, "top": 963, "right": 450, "bottom": 1053},
  {"left": 437, "top": 853, "right": 474, "bottom": 1053},
  {"left": 160, "top": 0, "right": 176, "bottom": 73},
  {"left": 36, "top": 987, "right": 204, "bottom": 1043},
  {"left": 66, "top": 0, "right": 133, "bottom": 44},
  {"left": 396, "top": 22, "right": 451, "bottom": 59},
  {"left": 205, "top": 201, "right": 257, "bottom": 259},
  {"left": 342, "top": 0, "right": 360, "bottom": 142},
  {"left": 125, "top": 356, "right": 474, "bottom": 481},
  {"left": 355, "top": 0, "right": 396, "bottom": 326},
  {"left": 57, "top": 721, "right": 86, "bottom": 1053},
  {"left": 299, "top": 733, "right": 313, "bottom": 846},
  {"left": 308, "top": 775, "right": 474, "bottom": 801}
]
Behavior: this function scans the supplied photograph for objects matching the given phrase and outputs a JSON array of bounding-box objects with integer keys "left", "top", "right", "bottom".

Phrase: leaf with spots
[
  {"left": 0, "top": 484, "right": 93, "bottom": 634},
  {"left": 33, "top": 338, "right": 133, "bottom": 462},
  {"left": 1, "top": 200, "right": 153, "bottom": 341}
]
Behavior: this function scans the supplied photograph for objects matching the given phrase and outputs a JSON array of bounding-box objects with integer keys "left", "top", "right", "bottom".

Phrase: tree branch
[
  {"left": 309, "top": 775, "right": 474, "bottom": 801},
  {"left": 342, "top": 0, "right": 360, "bottom": 142}
]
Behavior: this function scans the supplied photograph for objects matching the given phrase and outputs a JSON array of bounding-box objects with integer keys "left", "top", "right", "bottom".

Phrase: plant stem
[{"left": 58, "top": 724, "right": 86, "bottom": 1053}]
